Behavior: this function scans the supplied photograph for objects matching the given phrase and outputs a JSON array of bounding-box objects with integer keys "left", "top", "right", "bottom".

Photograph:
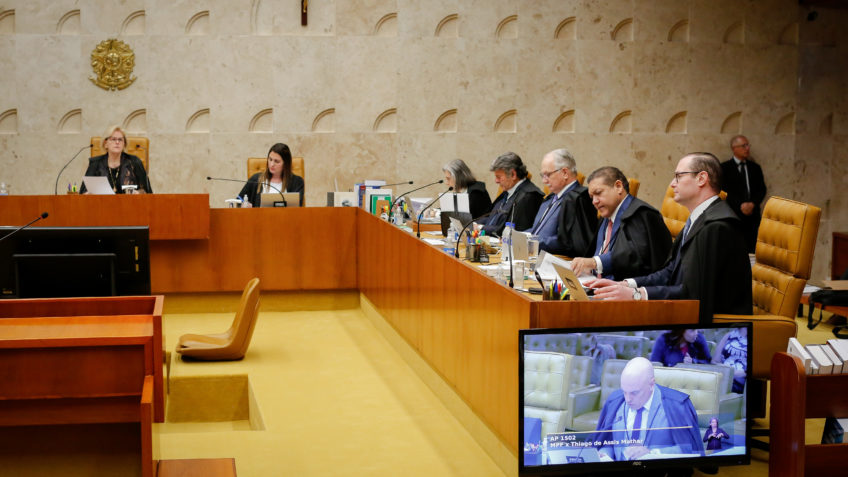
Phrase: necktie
[
  {"left": 680, "top": 217, "right": 692, "bottom": 245},
  {"left": 739, "top": 162, "right": 750, "bottom": 200},
  {"left": 632, "top": 407, "right": 644, "bottom": 441},
  {"left": 600, "top": 219, "right": 613, "bottom": 254},
  {"left": 532, "top": 195, "right": 558, "bottom": 234}
]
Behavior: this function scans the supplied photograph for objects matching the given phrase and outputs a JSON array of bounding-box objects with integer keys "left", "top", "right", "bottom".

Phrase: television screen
[
  {"left": 0, "top": 226, "right": 150, "bottom": 299},
  {"left": 519, "top": 323, "right": 751, "bottom": 476}
]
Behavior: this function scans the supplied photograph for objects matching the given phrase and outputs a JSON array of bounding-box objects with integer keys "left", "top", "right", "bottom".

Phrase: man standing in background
[{"left": 721, "top": 136, "right": 766, "bottom": 253}]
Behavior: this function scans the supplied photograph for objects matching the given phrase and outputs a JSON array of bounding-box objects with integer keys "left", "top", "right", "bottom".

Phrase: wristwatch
[{"left": 632, "top": 287, "right": 642, "bottom": 300}]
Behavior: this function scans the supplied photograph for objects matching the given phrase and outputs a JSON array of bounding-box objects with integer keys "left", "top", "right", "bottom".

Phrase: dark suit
[
  {"left": 720, "top": 158, "right": 766, "bottom": 253},
  {"left": 239, "top": 172, "right": 305, "bottom": 207},
  {"left": 465, "top": 180, "right": 493, "bottom": 219},
  {"left": 80, "top": 152, "right": 152, "bottom": 194},
  {"left": 553, "top": 183, "right": 598, "bottom": 257},
  {"left": 633, "top": 198, "right": 752, "bottom": 323},
  {"left": 595, "top": 384, "right": 704, "bottom": 460},
  {"left": 480, "top": 179, "right": 544, "bottom": 236},
  {"left": 592, "top": 195, "right": 672, "bottom": 280}
]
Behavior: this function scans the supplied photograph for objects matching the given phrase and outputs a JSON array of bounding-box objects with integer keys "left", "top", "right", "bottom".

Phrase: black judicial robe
[
  {"left": 634, "top": 199, "right": 752, "bottom": 323},
  {"left": 466, "top": 180, "right": 493, "bottom": 219},
  {"left": 480, "top": 179, "right": 544, "bottom": 236},
  {"left": 554, "top": 184, "right": 598, "bottom": 257},
  {"left": 597, "top": 196, "right": 672, "bottom": 280}
]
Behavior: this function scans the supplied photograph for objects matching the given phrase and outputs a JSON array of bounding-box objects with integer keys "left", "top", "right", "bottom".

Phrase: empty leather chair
[{"left": 176, "top": 278, "right": 261, "bottom": 361}]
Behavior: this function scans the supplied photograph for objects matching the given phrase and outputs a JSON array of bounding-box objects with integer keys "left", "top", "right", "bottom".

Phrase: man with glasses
[
  {"left": 527, "top": 148, "right": 596, "bottom": 255},
  {"left": 587, "top": 153, "right": 752, "bottom": 324},
  {"left": 721, "top": 135, "right": 766, "bottom": 253}
]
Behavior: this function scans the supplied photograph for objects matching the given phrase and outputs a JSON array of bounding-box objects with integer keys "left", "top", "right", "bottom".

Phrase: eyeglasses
[
  {"left": 672, "top": 171, "right": 700, "bottom": 182},
  {"left": 732, "top": 143, "right": 750, "bottom": 149},
  {"left": 106, "top": 137, "right": 125, "bottom": 143},
  {"left": 541, "top": 168, "right": 564, "bottom": 179}
]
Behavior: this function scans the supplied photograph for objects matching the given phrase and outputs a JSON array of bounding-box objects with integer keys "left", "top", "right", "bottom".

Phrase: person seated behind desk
[
  {"left": 442, "top": 159, "right": 492, "bottom": 219},
  {"left": 529, "top": 148, "right": 597, "bottom": 256},
  {"left": 594, "top": 357, "right": 703, "bottom": 461},
  {"left": 475, "top": 152, "right": 543, "bottom": 236},
  {"left": 650, "top": 329, "right": 712, "bottom": 367},
  {"left": 239, "top": 142, "right": 304, "bottom": 207},
  {"left": 570, "top": 167, "right": 671, "bottom": 280},
  {"left": 80, "top": 125, "right": 152, "bottom": 194}
]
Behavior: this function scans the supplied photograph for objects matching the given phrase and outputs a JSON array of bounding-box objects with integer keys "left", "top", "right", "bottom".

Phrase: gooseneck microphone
[
  {"left": 0, "top": 212, "right": 48, "bottom": 243},
  {"left": 391, "top": 179, "right": 443, "bottom": 210},
  {"left": 54, "top": 145, "right": 93, "bottom": 195},
  {"left": 206, "top": 176, "right": 287, "bottom": 207},
  {"left": 506, "top": 201, "right": 516, "bottom": 288},
  {"left": 417, "top": 186, "right": 453, "bottom": 238},
  {"left": 134, "top": 144, "right": 153, "bottom": 193},
  {"left": 453, "top": 209, "right": 496, "bottom": 258},
  {"left": 382, "top": 180, "right": 414, "bottom": 188}
]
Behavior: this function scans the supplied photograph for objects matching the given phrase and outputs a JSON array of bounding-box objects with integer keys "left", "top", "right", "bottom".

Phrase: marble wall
[{"left": 0, "top": 0, "right": 845, "bottom": 280}]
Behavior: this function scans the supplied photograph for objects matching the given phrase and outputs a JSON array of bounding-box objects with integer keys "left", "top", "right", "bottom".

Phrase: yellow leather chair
[
  {"left": 660, "top": 186, "right": 727, "bottom": 239},
  {"left": 524, "top": 351, "right": 592, "bottom": 435},
  {"left": 627, "top": 178, "right": 640, "bottom": 198},
  {"left": 247, "top": 156, "right": 305, "bottom": 181},
  {"left": 175, "top": 278, "right": 261, "bottom": 361},
  {"left": 714, "top": 197, "right": 821, "bottom": 379},
  {"left": 91, "top": 136, "right": 149, "bottom": 172}
]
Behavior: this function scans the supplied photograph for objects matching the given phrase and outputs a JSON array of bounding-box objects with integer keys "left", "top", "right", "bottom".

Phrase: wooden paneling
[
  {"left": 150, "top": 207, "right": 358, "bottom": 293},
  {"left": 769, "top": 352, "right": 848, "bottom": 477},
  {"left": 356, "top": 209, "right": 700, "bottom": 454},
  {"left": 0, "top": 194, "right": 209, "bottom": 240},
  {"left": 0, "top": 297, "right": 165, "bottom": 423}
]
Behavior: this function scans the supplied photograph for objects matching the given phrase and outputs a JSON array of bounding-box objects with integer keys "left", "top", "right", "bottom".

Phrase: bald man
[{"left": 594, "top": 357, "right": 703, "bottom": 461}]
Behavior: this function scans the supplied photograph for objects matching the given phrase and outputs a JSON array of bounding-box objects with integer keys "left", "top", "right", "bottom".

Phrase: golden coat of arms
[{"left": 89, "top": 39, "right": 137, "bottom": 91}]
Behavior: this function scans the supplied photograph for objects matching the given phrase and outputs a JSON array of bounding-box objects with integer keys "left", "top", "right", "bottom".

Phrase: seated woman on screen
[
  {"left": 649, "top": 329, "right": 711, "bottom": 367},
  {"left": 239, "top": 143, "right": 304, "bottom": 207},
  {"left": 80, "top": 125, "right": 152, "bottom": 194},
  {"left": 442, "top": 159, "right": 492, "bottom": 219}
]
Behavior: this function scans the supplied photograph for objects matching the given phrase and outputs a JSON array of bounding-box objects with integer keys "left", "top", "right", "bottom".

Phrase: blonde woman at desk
[
  {"left": 239, "top": 143, "right": 304, "bottom": 207},
  {"left": 80, "top": 125, "right": 152, "bottom": 194}
]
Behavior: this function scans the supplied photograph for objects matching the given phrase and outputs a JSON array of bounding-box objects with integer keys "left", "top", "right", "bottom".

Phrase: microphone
[
  {"left": 417, "top": 186, "right": 453, "bottom": 238},
  {"left": 454, "top": 209, "right": 496, "bottom": 258},
  {"left": 54, "top": 145, "right": 93, "bottom": 195},
  {"left": 133, "top": 144, "right": 152, "bottom": 193},
  {"left": 206, "top": 176, "right": 287, "bottom": 207},
  {"left": 506, "top": 200, "right": 516, "bottom": 288},
  {"left": 382, "top": 180, "right": 414, "bottom": 187},
  {"left": 390, "top": 179, "right": 444, "bottom": 223},
  {"left": 0, "top": 212, "right": 48, "bottom": 243}
]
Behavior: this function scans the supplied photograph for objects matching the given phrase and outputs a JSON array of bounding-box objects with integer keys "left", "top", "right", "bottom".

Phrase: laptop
[
  {"left": 440, "top": 211, "right": 473, "bottom": 236},
  {"left": 260, "top": 192, "right": 301, "bottom": 207},
  {"left": 82, "top": 176, "right": 115, "bottom": 195},
  {"left": 551, "top": 263, "right": 590, "bottom": 301}
]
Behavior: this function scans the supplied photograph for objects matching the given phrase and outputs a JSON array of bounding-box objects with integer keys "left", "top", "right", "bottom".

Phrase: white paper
[
  {"left": 82, "top": 176, "right": 115, "bottom": 195},
  {"left": 439, "top": 193, "right": 470, "bottom": 213},
  {"left": 535, "top": 251, "right": 593, "bottom": 285},
  {"left": 423, "top": 238, "right": 445, "bottom": 245}
]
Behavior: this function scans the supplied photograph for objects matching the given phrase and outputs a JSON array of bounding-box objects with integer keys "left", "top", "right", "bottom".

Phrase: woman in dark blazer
[
  {"left": 442, "top": 159, "right": 492, "bottom": 219},
  {"left": 239, "top": 143, "right": 304, "bottom": 207},
  {"left": 650, "top": 329, "right": 712, "bottom": 367},
  {"left": 703, "top": 417, "right": 730, "bottom": 450},
  {"left": 80, "top": 125, "right": 152, "bottom": 194}
]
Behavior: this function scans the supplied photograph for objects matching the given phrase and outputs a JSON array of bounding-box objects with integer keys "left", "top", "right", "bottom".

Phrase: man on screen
[{"left": 595, "top": 357, "right": 703, "bottom": 461}]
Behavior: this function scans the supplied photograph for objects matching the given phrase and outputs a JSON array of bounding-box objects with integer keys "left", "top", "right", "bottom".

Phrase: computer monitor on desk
[
  {"left": 260, "top": 192, "right": 301, "bottom": 207},
  {"left": 520, "top": 322, "right": 752, "bottom": 476},
  {"left": 0, "top": 226, "right": 150, "bottom": 299}
]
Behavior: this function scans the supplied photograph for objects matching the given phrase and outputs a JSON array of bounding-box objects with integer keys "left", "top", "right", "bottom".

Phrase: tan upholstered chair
[
  {"left": 247, "top": 156, "right": 305, "bottom": 181},
  {"left": 524, "top": 351, "right": 592, "bottom": 436},
  {"left": 176, "top": 278, "right": 261, "bottom": 361},
  {"left": 627, "top": 178, "right": 640, "bottom": 198},
  {"left": 91, "top": 136, "right": 149, "bottom": 172},
  {"left": 714, "top": 197, "right": 821, "bottom": 379},
  {"left": 568, "top": 359, "right": 722, "bottom": 432},
  {"left": 660, "top": 186, "right": 728, "bottom": 239},
  {"left": 577, "top": 333, "right": 650, "bottom": 361}
]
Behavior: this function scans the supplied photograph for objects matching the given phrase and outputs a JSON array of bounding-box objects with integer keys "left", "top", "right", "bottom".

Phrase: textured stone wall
[{"left": 0, "top": 0, "right": 845, "bottom": 280}]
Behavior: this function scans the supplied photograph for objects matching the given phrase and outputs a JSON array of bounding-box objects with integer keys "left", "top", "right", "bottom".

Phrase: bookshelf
[{"left": 770, "top": 352, "right": 848, "bottom": 477}]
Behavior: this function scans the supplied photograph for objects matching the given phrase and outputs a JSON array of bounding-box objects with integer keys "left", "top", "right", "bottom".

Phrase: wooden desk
[
  {"left": 356, "top": 210, "right": 699, "bottom": 452},
  {"left": 0, "top": 315, "right": 159, "bottom": 477},
  {"left": 770, "top": 352, "right": 848, "bottom": 477},
  {"left": 0, "top": 295, "right": 165, "bottom": 423},
  {"left": 0, "top": 194, "right": 210, "bottom": 240}
]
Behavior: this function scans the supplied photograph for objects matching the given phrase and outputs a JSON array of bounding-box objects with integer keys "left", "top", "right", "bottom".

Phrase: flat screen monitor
[
  {"left": 0, "top": 226, "right": 150, "bottom": 299},
  {"left": 519, "top": 322, "right": 751, "bottom": 476}
]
